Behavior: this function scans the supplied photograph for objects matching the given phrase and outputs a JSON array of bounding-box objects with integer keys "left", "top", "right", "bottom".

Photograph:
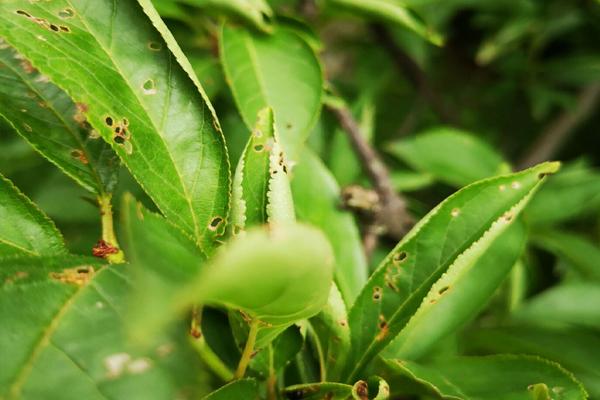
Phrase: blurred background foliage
[{"left": 1, "top": 0, "right": 599, "bottom": 396}]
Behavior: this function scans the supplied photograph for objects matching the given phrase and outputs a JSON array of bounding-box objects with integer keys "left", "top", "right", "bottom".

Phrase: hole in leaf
[
  {"left": 392, "top": 251, "right": 407, "bottom": 265},
  {"left": 372, "top": 286, "right": 382, "bottom": 301},
  {"left": 59, "top": 25, "right": 70, "bottom": 33},
  {"left": 254, "top": 144, "right": 264, "bottom": 152},
  {"left": 70, "top": 149, "right": 88, "bottom": 164},
  {"left": 122, "top": 118, "right": 129, "bottom": 126},
  {"left": 208, "top": 216, "right": 224, "bottom": 231},
  {"left": 438, "top": 286, "right": 450, "bottom": 295},
  {"left": 49, "top": 24, "right": 59, "bottom": 32},
  {"left": 16, "top": 10, "right": 31, "bottom": 18},
  {"left": 148, "top": 41, "right": 162, "bottom": 51},
  {"left": 114, "top": 135, "right": 125, "bottom": 144},
  {"left": 105, "top": 116, "right": 113, "bottom": 126},
  {"left": 142, "top": 79, "right": 157, "bottom": 95}
]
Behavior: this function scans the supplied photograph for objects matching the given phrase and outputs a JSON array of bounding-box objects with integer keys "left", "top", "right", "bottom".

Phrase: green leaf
[
  {"left": 531, "top": 229, "right": 600, "bottom": 281},
  {"left": 0, "top": 255, "right": 209, "bottom": 400},
  {"left": 383, "top": 355, "right": 587, "bottom": 400},
  {"left": 202, "top": 379, "right": 259, "bottom": 400},
  {"left": 464, "top": 325, "right": 600, "bottom": 398},
  {"left": 123, "top": 195, "right": 334, "bottom": 341},
  {"left": 513, "top": 283, "right": 600, "bottom": 329},
  {"left": 343, "top": 162, "right": 560, "bottom": 381},
  {"left": 249, "top": 325, "right": 304, "bottom": 377},
  {"left": 291, "top": 149, "right": 368, "bottom": 306},
  {"left": 382, "top": 220, "right": 527, "bottom": 361},
  {"left": 283, "top": 382, "right": 353, "bottom": 399},
  {"left": 526, "top": 163, "right": 600, "bottom": 225},
  {"left": 386, "top": 127, "right": 508, "bottom": 187},
  {"left": 0, "top": 173, "right": 66, "bottom": 258},
  {"left": 390, "top": 170, "right": 434, "bottom": 192},
  {"left": 181, "top": 0, "right": 274, "bottom": 33},
  {"left": 0, "top": 43, "right": 119, "bottom": 195},
  {"left": 220, "top": 24, "right": 323, "bottom": 162},
  {"left": 325, "top": 0, "right": 443, "bottom": 46},
  {"left": 310, "top": 285, "right": 351, "bottom": 382},
  {"left": 0, "top": 0, "right": 230, "bottom": 252},
  {"left": 120, "top": 193, "right": 207, "bottom": 343},
  {"left": 231, "top": 107, "right": 295, "bottom": 232}
]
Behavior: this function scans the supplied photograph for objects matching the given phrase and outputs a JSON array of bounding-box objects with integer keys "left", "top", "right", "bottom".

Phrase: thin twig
[
  {"left": 370, "top": 24, "right": 457, "bottom": 125},
  {"left": 328, "top": 102, "right": 413, "bottom": 239},
  {"left": 517, "top": 83, "right": 600, "bottom": 169}
]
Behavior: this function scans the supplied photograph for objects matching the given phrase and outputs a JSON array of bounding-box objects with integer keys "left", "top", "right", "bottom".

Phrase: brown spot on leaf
[
  {"left": 70, "top": 149, "right": 89, "bottom": 164},
  {"left": 58, "top": 8, "right": 75, "bottom": 19},
  {"left": 372, "top": 286, "right": 382, "bottom": 301},
  {"left": 50, "top": 266, "right": 95, "bottom": 286}
]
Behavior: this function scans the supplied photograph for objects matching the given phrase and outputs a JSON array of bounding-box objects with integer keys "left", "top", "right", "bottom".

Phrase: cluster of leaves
[{"left": 1, "top": 0, "right": 599, "bottom": 399}]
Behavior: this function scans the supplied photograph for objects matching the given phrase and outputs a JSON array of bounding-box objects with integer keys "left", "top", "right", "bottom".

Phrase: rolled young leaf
[
  {"left": 231, "top": 106, "right": 294, "bottom": 233},
  {"left": 0, "top": 0, "right": 230, "bottom": 252},
  {"left": 343, "top": 161, "right": 560, "bottom": 381},
  {"left": 220, "top": 24, "right": 323, "bottom": 162},
  {"left": 0, "top": 173, "right": 66, "bottom": 258}
]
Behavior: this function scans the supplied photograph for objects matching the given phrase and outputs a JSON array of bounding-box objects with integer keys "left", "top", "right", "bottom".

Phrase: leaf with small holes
[
  {"left": 324, "top": 0, "right": 443, "bottom": 46},
  {"left": 0, "top": 0, "right": 230, "bottom": 252},
  {"left": 291, "top": 149, "right": 368, "bottom": 306},
  {"left": 382, "top": 220, "right": 526, "bottom": 361},
  {"left": 0, "top": 173, "right": 66, "bottom": 259},
  {"left": 231, "top": 106, "right": 295, "bottom": 233},
  {"left": 220, "top": 24, "right": 323, "bottom": 162},
  {"left": 381, "top": 355, "right": 587, "bottom": 400},
  {"left": 0, "top": 43, "right": 119, "bottom": 195},
  {"left": 386, "top": 127, "right": 509, "bottom": 187},
  {"left": 0, "top": 255, "right": 210, "bottom": 400},
  {"left": 343, "top": 162, "right": 560, "bottom": 382}
]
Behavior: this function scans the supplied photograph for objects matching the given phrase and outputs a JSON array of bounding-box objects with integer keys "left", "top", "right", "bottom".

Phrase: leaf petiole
[
  {"left": 98, "top": 193, "right": 125, "bottom": 264},
  {"left": 234, "top": 319, "right": 260, "bottom": 379}
]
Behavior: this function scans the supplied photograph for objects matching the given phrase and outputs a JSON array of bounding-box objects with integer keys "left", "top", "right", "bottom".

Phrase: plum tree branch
[
  {"left": 517, "top": 83, "right": 600, "bottom": 169},
  {"left": 327, "top": 100, "right": 413, "bottom": 240}
]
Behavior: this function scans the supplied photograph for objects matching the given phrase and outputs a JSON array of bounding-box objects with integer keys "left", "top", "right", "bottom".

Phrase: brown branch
[
  {"left": 517, "top": 83, "right": 600, "bottom": 169},
  {"left": 328, "top": 103, "right": 413, "bottom": 239},
  {"left": 370, "top": 24, "right": 457, "bottom": 125}
]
